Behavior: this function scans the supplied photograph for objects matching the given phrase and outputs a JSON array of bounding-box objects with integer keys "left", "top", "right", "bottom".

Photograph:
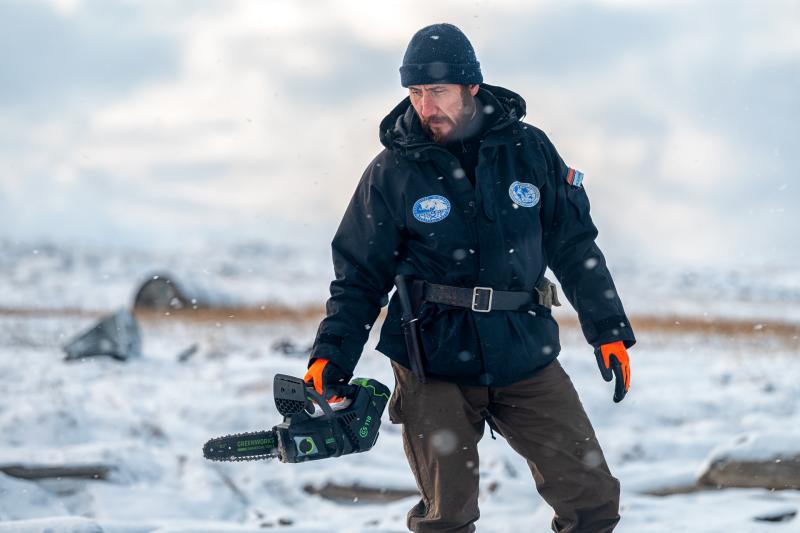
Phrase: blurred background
[
  {"left": 1, "top": 0, "right": 797, "bottom": 266},
  {"left": 1, "top": 1, "right": 799, "bottom": 531}
]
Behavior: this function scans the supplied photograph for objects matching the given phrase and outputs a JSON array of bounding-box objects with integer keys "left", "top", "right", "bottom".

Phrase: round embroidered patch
[
  {"left": 509, "top": 181, "right": 540, "bottom": 208},
  {"left": 413, "top": 195, "right": 451, "bottom": 223}
]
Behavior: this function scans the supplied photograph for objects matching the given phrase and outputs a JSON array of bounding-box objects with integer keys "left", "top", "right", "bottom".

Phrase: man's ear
[{"left": 469, "top": 84, "right": 479, "bottom": 96}]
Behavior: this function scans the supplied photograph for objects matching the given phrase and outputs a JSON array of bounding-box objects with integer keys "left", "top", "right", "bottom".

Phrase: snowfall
[{"left": 1, "top": 240, "right": 799, "bottom": 532}]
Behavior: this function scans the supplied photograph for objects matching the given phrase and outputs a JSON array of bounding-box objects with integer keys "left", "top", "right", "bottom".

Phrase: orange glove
[
  {"left": 303, "top": 358, "right": 351, "bottom": 399},
  {"left": 595, "top": 341, "right": 631, "bottom": 403}
]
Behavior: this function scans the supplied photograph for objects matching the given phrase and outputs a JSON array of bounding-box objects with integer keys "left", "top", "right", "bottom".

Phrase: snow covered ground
[
  {"left": 1, "top": 241, "right": 799, "bottom": 532},
  {"left": 3, "top": 240, "right": 800, "bottom": 323},
  {"left": 0, "top": 240, "right": 332, "bottom": 312}
]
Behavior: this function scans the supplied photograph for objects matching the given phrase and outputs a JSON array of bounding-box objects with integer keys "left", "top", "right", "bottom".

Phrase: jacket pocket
[
  {"left": 505, "top": 307, "right": 561, "bottom": 372},
  {"left": 417, "top": 303, "right": 482, "bottom": 377}
]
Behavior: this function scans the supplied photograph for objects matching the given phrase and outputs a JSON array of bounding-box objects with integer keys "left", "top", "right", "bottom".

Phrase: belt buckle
[{"left": 471, "top": 286, "right": 493, "bottom": 312}]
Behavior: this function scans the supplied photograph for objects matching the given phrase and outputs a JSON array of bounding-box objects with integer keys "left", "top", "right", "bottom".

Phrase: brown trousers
[{"left": 388, "top": 360, "right": 620, "bottom": 533}]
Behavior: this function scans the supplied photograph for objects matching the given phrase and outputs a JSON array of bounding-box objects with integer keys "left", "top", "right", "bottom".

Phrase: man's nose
[{"left": 420, "top": 93, "right": 438, "bottom": 117}]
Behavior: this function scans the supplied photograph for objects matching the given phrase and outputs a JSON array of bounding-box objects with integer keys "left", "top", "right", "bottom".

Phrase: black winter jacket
[{"left": 310, "top": 84, "right": 635, "bottom": 386}]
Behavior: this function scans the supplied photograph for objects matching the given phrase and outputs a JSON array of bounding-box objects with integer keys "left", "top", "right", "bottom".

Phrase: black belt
[{"left": 422, "top": 282, "right": 536, "bottom": 313}]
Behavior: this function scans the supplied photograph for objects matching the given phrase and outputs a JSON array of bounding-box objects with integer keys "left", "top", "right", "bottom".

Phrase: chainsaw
[{"left": 203, "top": 374, "right": 390, "bottom": 463}]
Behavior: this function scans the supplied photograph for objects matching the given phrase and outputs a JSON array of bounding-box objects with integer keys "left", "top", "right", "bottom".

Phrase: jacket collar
[{"left": 379, "top": 83, "right": 527, "bottom": 158}]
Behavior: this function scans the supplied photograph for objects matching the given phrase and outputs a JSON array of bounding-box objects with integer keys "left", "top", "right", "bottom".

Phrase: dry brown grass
[
  {"left": 628, "top": 314, "right": 800, "bottom": 339},
  {"left": 2, "top": 305, "right": 798, "bottom": 346},
  {"left": 133, "top": 306, "right": 324, "bottom": 323}
]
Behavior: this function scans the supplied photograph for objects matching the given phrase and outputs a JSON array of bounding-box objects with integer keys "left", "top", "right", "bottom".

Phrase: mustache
[{"left": 422, "top": 115, "right": 455, "bottom": 128}]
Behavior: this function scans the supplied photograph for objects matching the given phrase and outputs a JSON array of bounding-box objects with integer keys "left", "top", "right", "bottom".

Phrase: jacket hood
[{"left": 378, "top": 83, "right": 527, "bottom": 154}]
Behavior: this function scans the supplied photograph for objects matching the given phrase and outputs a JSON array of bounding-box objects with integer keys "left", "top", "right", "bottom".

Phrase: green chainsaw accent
[
  {"left": 351, "top": 378, "right": 390, "bottom": 400},
  {"left": 236, "top": 436, "right": 276, "bottom": 452}
]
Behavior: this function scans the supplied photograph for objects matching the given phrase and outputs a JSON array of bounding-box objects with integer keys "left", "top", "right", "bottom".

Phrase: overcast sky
[{"left": 1, "top": 0, "right": 797, "bottom": 268}]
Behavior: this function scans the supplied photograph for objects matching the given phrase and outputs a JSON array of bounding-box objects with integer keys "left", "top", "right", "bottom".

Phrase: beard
[
  {"left": 420, "top": 87, "right": 477, "bottom": 144},
  {"left": 421, "top": 115, "right": 456, "bottom": 144}
]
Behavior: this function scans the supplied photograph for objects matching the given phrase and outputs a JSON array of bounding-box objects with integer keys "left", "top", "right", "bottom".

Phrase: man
[{"left": 304, "top": 23, "right": 635, "bottom": 533}]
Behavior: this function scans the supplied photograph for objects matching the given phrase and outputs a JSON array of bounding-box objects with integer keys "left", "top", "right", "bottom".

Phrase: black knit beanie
[{"left": 400, "top": 23, "right": 483, "bottom": 87}]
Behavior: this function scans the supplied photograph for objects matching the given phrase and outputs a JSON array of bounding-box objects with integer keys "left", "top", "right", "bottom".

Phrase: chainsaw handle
[
  {"left": 304, "top": 386, "right": 346, "bottom": 457},
  {"left": 305, "top": 383, "right": 357, "bottom": 404}
]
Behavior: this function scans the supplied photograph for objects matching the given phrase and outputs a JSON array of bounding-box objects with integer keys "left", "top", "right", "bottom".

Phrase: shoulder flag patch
[{"left": 566, "top": 167, "right": 584, "bottom": 188}]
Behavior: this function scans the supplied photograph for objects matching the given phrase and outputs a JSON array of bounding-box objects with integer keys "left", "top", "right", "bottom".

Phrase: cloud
[
  {"left": 0, "top": 0, "right": 180, "bottom": 115},
  {"left": 0, "top": 0, "right": 797, "bottom": 266},
  {"left": 474, "top": 1, "right": 800, "bottom": 265}
]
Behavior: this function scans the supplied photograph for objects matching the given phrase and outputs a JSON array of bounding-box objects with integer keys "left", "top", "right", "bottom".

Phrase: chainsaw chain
[
  {"left": 203, "top": 430, "right": 279, "bottom": 462},
  {"left": 204, "top": 452, "right": 278, "bottom": 463}
]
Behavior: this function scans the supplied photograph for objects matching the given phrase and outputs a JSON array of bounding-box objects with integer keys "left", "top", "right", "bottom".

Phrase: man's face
[{"left": 409, "top": 83, "right": 480, "bottom": 144}]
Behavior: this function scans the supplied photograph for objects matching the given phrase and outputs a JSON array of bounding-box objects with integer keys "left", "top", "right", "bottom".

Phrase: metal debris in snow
[{"left": 63, "top": 309, "right": 142, "bottom": 362}]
